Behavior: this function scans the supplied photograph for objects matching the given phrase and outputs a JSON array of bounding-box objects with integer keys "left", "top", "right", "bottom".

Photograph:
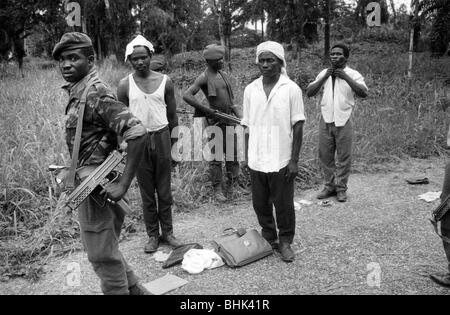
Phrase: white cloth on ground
[{"left": 181, "top": 249, "right": 224, "bottom": 274}]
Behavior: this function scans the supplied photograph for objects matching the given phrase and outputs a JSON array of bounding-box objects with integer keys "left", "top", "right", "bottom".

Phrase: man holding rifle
[
  {"left": 53, "top": 32, "right": 148, "bottom": 295},
  {"left": 183, "top": 44, "right": 242, "bottom": 201}
]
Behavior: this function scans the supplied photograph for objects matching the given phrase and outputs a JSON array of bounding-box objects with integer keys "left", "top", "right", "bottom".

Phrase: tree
[
  {"left": 238, "top": 0, "right": 267, "bottom": 41},
  {"left": 323, "top": 0, "right": 330, "bottom": 64},
  {"left": 418, "top": 0, "right": 450, "bottom": 56},
  {"left": 0, "top": 0, "right": 61, "bottom": 68},
  {"left": 132, "top": 0, "right": 205, "bottom": 56},
  {"left": 208, "top": 0, "right": 246, "bottom": 67}
]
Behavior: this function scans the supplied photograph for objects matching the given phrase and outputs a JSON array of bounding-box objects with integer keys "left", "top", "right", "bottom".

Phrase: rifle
[
  {"left": 177, "top": 109, "right": 241, "bottom": 125},
  {"left": 430, "top": 193, "right": 450, "bottom": 243},
  {"left": 211, "top": 110, "right": 241, "bottom": 125},
  {"left": 51, "top": 150, "right": 131, "bottom": 213}
]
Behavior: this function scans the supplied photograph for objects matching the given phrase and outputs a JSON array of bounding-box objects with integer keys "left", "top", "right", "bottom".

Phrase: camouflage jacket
[{"left": 63, "top": 68, "right": 142, "bottom": 166}]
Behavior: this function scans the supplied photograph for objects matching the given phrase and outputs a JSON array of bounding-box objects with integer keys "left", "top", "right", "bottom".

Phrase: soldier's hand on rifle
[
  {"left": 101, "top": 181, "right": 127, "bottom": 203},
  {"left": 204, "top": 107, "right": 215, "bottom": 119}
]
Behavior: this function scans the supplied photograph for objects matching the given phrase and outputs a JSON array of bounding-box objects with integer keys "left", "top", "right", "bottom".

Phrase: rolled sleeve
[
  {"left": 350, "top": 70, "right": 368, "bottom": 92},
  {"left": 240, "top": 86, "right": 250, "bottom": 127},
  {"left": 289, "top": 84, "right": 306, "bottom": 126},
  {"left": 310, "top": 69, "right": 327, "bottom": 86}
]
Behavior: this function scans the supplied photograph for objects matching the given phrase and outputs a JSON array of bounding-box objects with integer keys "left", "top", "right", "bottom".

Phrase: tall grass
[{"left": 0, "top": 41, "right": 449, "bottom": 279}]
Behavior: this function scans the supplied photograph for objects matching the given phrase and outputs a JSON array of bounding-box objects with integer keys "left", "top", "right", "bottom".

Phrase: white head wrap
[
  {"left": 256, "top": 41, "right": 288, "bottom": 77},
  {"left": 125, "top": 35, "right": 155, "bottom": 62}
]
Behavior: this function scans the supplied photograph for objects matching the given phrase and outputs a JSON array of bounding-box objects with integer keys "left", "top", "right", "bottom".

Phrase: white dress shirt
[
  {"left": 311, "top": 66, "right": 368, "bottom": 127},
  {"left": 241, "top": 75, "right": 306, "bottom": 173}
]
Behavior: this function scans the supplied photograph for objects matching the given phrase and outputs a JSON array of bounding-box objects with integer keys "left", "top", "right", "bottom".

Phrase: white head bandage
[
  {"left": 125, "top": 35, "right": 155, "bottom": 62},
  {"left": 256, "top": 41, "right": 288, "bottom": 77}
]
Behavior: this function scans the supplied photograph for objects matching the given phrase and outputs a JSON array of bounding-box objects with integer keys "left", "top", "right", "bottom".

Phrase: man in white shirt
[
  {"left": 241, "top": 41, "right": 305, "bottom": 262},
  {"left": 117, "top": 35, "right": 182, "bottom": 253},
  {"left": 306, "top": 43, "right": 368, "bottom": 203}
]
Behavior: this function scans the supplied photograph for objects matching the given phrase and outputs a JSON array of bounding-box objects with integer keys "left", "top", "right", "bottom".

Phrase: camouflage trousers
[
  {"left": 440, "top": 162, "right": 450, "bottom": 271},
  {"left": 79, "top": 194, "right": 138, "bottom": 295}
]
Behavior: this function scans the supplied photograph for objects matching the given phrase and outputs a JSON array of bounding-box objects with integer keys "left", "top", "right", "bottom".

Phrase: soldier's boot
[
  {"left": 213, "top": 185, "right": 227, "bottom": 203},
  {"left": 430, "top": 238, "right": 450, "bottom": 289}
]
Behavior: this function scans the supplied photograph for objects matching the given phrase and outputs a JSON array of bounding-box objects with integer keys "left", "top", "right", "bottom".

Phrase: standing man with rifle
[
  {"left": 183, "top": 44, "right": 242, "bottom": 202},
  {"left": 53, "top": 32, "right": 149, "bottom": 295},
  {"left": 117, "top": 35, "right": 182, "bottom": 254}
]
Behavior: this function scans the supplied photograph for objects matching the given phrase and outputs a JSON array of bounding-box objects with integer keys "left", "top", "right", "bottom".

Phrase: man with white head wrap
[
  {"left": 241, "top": 41, "right": 305, "bottom": 262},
  {"left": 118, "top": 35, "right": 182, "bottom": 253},
  {"left": 255, "top": 41, "right": 289, "bottom": 78}
]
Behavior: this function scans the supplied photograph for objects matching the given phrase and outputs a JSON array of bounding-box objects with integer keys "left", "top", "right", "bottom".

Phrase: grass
[{"left": 0, "top": 39, "right": 449, "bottom": 280}]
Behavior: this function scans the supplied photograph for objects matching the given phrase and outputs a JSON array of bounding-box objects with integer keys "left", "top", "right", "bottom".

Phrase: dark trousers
[
  {"left": 440, "top": 162, "right": 450, "bottom": 272},
  {"left": 250, "top": 167, "right": 295, "bottom": 244},
  {"left": 318, "top": 119, "right": 353, "bottom": 192},
  {"left": 79, "top": 194, "right": 138, "bottom": 295},
  {"left": 136, "top": 127, "right": 174, "bottom": 238},
  {"left": 207, "top": 121, "right": 240, "bottom": 187}
]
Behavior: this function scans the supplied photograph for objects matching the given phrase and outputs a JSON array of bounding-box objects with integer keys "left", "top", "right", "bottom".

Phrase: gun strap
[{"left": 65, "top": 78, "right": 99, "bottom": 190}]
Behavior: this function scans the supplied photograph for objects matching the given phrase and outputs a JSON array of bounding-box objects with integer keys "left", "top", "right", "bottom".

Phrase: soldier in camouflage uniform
[
  {"left": 430, "top": 83, "right": 450, "bottom": 289},
  {"left": 53, "top": 32, "right": 148, "bottom": 295}
]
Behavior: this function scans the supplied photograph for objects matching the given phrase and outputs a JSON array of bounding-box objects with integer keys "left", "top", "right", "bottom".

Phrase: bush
[{"left": 231, "top": 28, "right": 261, "bottom": 49}]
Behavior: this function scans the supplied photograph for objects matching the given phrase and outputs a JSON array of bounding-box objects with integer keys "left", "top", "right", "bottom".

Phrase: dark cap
[
  {"left": 52, "top": 32, "right": 93, "bottom": 60},
  {"left": 150, "top": 55, "right": 166, "bottom": 71},
  {"left": 203, "top": 44, "right": 225, "bottom": 60}
]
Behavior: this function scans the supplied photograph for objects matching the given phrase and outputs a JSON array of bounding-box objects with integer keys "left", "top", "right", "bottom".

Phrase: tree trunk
[
  {"left": 389, "top": 0, "right": 396, "bottom": 25},
  {"left": 324, "top": 0, "right": 330, "bottom": 65},
  {"left": 103, "top": 0, "right": 119, "bottom": 59},
  {"left": 261, "top": 9, "right": 265, "bottom": 41},
  {"left": 81, "top": 0, "right": 87, "bottom": 33}
]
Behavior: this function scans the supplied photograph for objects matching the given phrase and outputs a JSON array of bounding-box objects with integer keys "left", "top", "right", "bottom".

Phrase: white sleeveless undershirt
[{"left": 128, "top": 74, "right": 169, "bottom": 132}]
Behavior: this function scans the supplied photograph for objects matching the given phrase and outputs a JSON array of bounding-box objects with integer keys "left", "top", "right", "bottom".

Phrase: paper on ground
[
  {"left": 153, "top": 251, "right": 171, "bottom": 262},
  {"left": 418, "top": 191, "right": 441, "bottom": 203},
  {"left": 299, "top": 199, "right": 313, "bottom": 206},
  {"left": 143, "top": 274, "right": 188, "bottom": 295}
]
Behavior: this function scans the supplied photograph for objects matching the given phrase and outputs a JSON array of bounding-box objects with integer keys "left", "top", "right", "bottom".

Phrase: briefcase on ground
[{"left": 211, "top": 228, "right": 273, "bottom": 267}]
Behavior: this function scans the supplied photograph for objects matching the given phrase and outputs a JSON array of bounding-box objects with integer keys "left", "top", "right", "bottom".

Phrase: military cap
[
  {"left": 203, "top": 44, "right": 225, "bottom": 60},
  {"left": 150, "top": 55, "right": 166, "bottom": 71},
  {"left": 52, "top": 32, "right": 93, "bottom": 60}
]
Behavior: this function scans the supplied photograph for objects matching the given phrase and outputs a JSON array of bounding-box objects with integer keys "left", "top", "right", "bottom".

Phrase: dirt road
[{"left": 1, "top": 157, "right": 449, "bottom": 295}]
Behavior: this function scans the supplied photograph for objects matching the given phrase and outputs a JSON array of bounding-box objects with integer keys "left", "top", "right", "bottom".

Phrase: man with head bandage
[
  {"left": 241, "top": 41, "right": 305, "bottom": 262},
  {"left": 118, "top": 35, "right": 182, "bottom": 254},
  {"left": 183, "top": 44, "right": 241, "bottom": 202}
]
